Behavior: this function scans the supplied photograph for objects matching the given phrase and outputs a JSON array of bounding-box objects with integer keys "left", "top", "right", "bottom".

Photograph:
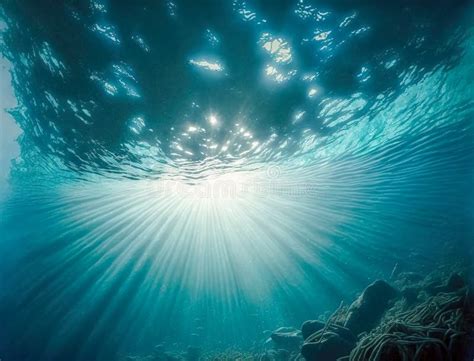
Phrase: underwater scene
[{"left": 0, "top": 0, "right": 473, "bottom": 360}]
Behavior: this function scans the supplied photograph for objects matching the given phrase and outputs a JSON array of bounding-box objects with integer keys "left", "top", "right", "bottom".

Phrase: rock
[
  {"left": 301, "top": 320, "right": 325, "bottom": 340},
  {"left": 270, "top": 327, "right": 303, "bottom": 350},
  {"left": 302, "top": 320, "right": 355, "bottom": 343},
  {"left": 301, "top": 332, "right": 355, "bottom": 361},
  {"left": 344, "top": 280, "right": 397, "bottom": 335},
  {"left": 327, "top": 324, "right": 356, "bottom": 343},
  {"left": 275, "top": 349, "right": 290, "bottom": 361},
  {"left": 301, "top": 321, "right": 356, "bottom": 361},
  {"left": 426, "top": 273, "right": 465, "bottom": 295}
]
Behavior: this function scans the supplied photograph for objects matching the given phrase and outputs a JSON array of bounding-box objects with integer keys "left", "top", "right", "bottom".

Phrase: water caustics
[{"left": 0, "top": 0, "right": 473, "bottom": 359}]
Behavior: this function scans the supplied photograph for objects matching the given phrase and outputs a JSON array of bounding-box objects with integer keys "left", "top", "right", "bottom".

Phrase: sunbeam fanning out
[
  {"left": 0, "top": 1, "right": 474, "bottom": 360},
  {"left": 2, "top": 106, "right": 473, "bottom": 357}
]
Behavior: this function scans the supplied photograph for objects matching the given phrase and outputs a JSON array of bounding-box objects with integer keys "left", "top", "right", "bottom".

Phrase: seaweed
[{"left": 348, "top": 285, "right": 473, "bottom": 360}]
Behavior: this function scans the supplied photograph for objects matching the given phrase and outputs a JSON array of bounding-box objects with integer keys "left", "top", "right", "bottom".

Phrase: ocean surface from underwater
[{"left": 0, "top": 0, "right": 473, "bottom": 360}]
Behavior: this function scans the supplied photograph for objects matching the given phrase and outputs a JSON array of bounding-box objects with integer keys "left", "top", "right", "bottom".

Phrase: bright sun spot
[
  {"left": 209, "top": 114, "right": 218, "bottom": 126},
  {"left": 189, "top": 59, "right": 223, "bottom": 72}
]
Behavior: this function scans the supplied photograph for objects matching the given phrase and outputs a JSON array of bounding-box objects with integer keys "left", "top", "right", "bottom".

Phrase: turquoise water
[{"left": 0, "top": 1, "right": 473, "bottom": 360}]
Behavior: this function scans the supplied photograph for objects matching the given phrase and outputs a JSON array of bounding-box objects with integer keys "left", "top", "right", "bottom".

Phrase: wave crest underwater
[{"left": 0, "top": 0, "right": 473, "bottom": 360}]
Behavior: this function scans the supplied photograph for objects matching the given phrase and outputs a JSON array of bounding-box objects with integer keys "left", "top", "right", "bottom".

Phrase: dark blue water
[{"left": 0, "top": 1, "right": 473, "bottom": 360}]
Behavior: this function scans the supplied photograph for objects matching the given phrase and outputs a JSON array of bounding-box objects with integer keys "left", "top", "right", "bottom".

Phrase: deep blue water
[{"left": 0, "top": 1, "right": 473, "bottom": 360}]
